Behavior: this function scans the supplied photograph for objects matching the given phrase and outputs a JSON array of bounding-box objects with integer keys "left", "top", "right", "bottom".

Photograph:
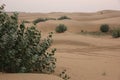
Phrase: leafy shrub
[
  {"left": 112, "top": 28, "right": 120, "bottom": 38},
  {"left": 0, "top": 4, "right": 5, "bottom": 11},
  {"left": 0, "top": 6, "right": 56, "bottom": 73},
  {"left": 100, "top": 24, "right": 109, "bottom": 32},
  {"left": 58, "top": 16, "right": 71, "bottom": 20},
  {"left": 33, "top": 18, "right": 47, "bottom": 25},
  {"left": 55, "top": 24, "right": 67, "bottom": 33}
]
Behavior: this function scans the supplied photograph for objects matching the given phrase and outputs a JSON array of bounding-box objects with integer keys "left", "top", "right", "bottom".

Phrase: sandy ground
[
  {"left": 0, "top": 73, "right": 63, "bottom": 80},
  {"left": 53, "top": 33, "right": 120, "bottom": 80},
  {"left": 1, "top": 10, "right": 120, "bottom": 80}
]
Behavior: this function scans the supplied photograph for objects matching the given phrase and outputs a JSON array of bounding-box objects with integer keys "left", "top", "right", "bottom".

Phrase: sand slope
[{"left": 53, "top": 33, "right": 120, "bottom": 80}]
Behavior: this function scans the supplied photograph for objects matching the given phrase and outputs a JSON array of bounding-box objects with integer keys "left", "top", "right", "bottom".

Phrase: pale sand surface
[
  {"left": 53, "top": 33, "right": 120, "bottom": 80},
  {"left": 1, "top": 10, "right": 120, "bottom": 80},
  {"left": 0, "top": 73, "right": 63, "bottom": 80}
]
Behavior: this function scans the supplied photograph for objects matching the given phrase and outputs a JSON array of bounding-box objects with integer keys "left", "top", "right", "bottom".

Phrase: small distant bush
[
  {"left": 58, "top": 16, "right": 71, "bottom": 20},
  {"left": 100, "top": 24, "right": 109, "bottom": 32},
  {"left": 55, "top": 24, "right": 67, "bottom": 33},
  {"left": 112, "top": 28, "right": 120, "bottom": 38},
  {"left": 23, "top": 20, "right": 30, "bottom": 23},
  {"left": 81, "top": 30, "right": 84, "bottom": 32},
  {"left": 33, "top": 18, "right": 56, "bottom": 25},
  {"left": 46, "top": 18, "right": 56, "bottom": 20},
  {"left": 33, "top": 18, "right": 47, "bottom": 25},
  {"left": 102, "top": 72, "right": 106, "bottom": 76}
]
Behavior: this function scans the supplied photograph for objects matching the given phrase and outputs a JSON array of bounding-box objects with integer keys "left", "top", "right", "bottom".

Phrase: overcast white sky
[{"left": 0, "top": 0, "right": 120, "bottom": 12}]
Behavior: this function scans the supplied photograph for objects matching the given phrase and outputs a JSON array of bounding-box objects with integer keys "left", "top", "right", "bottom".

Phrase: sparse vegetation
[
  {"left": 33, "top": 18, "right": 47, "bottom": 25},
  {"left": 58, "top": 16, "right": 71, "bottom": 20},
  {"left": 81, "top": 30, "right": 84, "bottom": 32},
  {"left": 59, "top": 70, "right": 71, "bottom": 80},
  {"left": 102, "top": 72, "right": 106, "bottom": 76},
  {"left": 33, "top": 17, "right": 56, "bottom": 25},
  {"left": 79, "top": 31, "right": 109, "bottom": 36},
  {"left": 100, "top": 24, "right": 110, "bottom": 32},
  {"left": 0, "top": 6, "right": 56, "bottom": 73},
  {"left": 112, "top": 28, "right": 120, "bottom": 38},
  {"left": 46, "top": 18, "right": 56, "bottom": 20},
  {"left": 55, "top": 24, "right": 67, "bottom": 33},
  {"left": 23, "top": 20, "right": 30, "bottom": 23}
]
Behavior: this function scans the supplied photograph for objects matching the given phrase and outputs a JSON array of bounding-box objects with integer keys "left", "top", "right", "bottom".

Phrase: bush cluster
[
  {"left": 23, "top": 20, "right": 30, "bottom": 23},
  {"left": 112, "top": 28, "right": 120, "bottom": 38},
  {"left": 33, "top": 18, "right": 47, "bottom": 25},
  {"left": 55, "top": 24, "right": 67, "bottom": 33},
  {"left": 58, "top": 16, "right": 71, "bottom": 20},
  {"left": 100, "top": 24, "right": 109, "bottom": 32},
  {"left": 46, "top": 18, "right": 56, "bottom": 20},
  {"left": 0, "top": 6, "right": 56, "bottom": 73},
  {"left": 33, "top": 17, "right": 57, "bottom": 25}
]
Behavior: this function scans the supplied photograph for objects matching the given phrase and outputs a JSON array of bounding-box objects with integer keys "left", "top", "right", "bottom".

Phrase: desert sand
[{"left": 1, "top": 10, "right": 120, "bottom": 80}]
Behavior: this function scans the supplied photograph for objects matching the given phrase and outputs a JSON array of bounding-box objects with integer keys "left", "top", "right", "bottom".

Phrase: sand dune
[
  {"left": 17, "top": 10, "right": 120, "bottom": 33},
  {"left": 2, "top": 10, "right": 120, "bottom": 80},
  {"left": 53, "top": 33, "right": 120, "bottom": 80}
]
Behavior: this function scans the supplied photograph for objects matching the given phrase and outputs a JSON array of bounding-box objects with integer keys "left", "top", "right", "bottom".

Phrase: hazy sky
[{"left": 0, "top": 0, "right": 120, "bottom": 12}]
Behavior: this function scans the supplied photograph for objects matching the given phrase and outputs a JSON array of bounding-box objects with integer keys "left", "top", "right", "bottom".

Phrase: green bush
[
  {"left": 58, "top": 16, "right": 71, "bottom": 20},
  {"left": 100, "top": 24, "right": 109, "bottom": 32},
  {"left": 55, "top": 24, "right": 67, "bottom": 33},
  {"left": 33, "top": 17, "right": 56, "bottom": 25},
  {"left": 0, "top": 6, "right": 56, "bottom": 73},
  {"left": 33, "top": 18, "right": 47, "bottom": 25},
  {"left": 46, "top": 18, "right": 56, "bottom": 20},
  {"left": 112, "top": 28, "right": 120, "bottom": 38},
  {"left": 23, "top": 20, "right": 30, "bottom": 23}
]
